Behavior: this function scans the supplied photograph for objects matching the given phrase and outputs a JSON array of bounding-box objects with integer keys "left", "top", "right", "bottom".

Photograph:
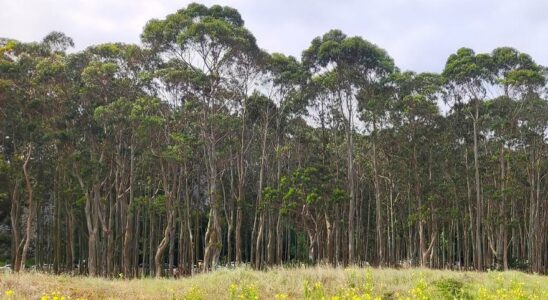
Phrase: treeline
[{"left": 0, "top": 3, "right": 546, "bottom": 277}]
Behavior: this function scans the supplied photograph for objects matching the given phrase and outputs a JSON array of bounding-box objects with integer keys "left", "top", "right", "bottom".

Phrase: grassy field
[{"left": 1, "top": 267, "right": 547, "bottom": 299}]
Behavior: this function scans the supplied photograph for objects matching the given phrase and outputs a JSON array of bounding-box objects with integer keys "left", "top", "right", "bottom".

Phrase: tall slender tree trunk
[
  {"left": 267, "top": 211, "right": 275, "bottom": 265},
  {"left": 184, "top": 170, "right": 194, "bottom": 274},
  {"left": 472, "top": 101, "right": 482, "bottom": 270},
  {"left": 345, "top": 96, "right": 355, "bottom": 265},
  {"left": 275, "top": 123, "right": 284, "bottom": 265},
  {"left": 235, "top": 99, "right": 248, "bottom": 266},
  {"left": 65, "top": 189, "right": 74, "bottom": 273},
  {"left": 372, "top": 122, "right": 383, "bottom": 267},
  {"left": 86, "top": 184, "right": 102, "bottom": 276},
  {"left": 275, "top": 210, "right": 283, "bottom": 264},
  {"left": 254, "top": 115, "right": 269, "bottom": 269},
  {"left": 10, "top": 180, "right": 21, "bottom": 271},
  {"left": 106, "top": 197, "right": 115, "bottom": 276},
  {"left": 19, "top": 145, "right": 35, "bottom": 272},
  {"left": 123, "top": 141, "right": 135, "bottom": 277}
]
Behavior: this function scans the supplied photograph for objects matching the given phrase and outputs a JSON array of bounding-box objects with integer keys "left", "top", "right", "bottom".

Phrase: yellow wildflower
[
  {"left": 274, "top": 293, "right": 288, "bottom": 300},
  {"left": 5, "top": 289, "right": 14, "bottom": 297}
]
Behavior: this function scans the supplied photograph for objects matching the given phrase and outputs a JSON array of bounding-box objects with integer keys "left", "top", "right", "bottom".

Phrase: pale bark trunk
[
  {"left": 372, "top": 122, "right": 383, "bottom": 267},
  {"left": 254, "top": 115, "right": 269, "bottom": 269},
  {"left": 255, "top": 213, "right": 264, "bottom": 269},
  {"left": 203, "top": 120, "right": 222, "bottom": 271},
  {"left": 344, "top": 95, "right": 355, "bottom": 265},
  {"left": 19, "top": 145, "right": 34, "bottom": 272},
  {"left": 473, "top": 101, "right": 482, "bottom": 270},
  {"left": 155, "top": 211, "right": 174, "bottom": 277},
  {"left": 123, "top": 141, "right": 135, "bottom": 277},
  {"left": 275, "top": 210, "right": 283, "bottom": 264}
]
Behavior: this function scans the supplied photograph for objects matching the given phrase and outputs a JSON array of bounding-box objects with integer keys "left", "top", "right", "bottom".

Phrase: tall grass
[{"left": 1, "top": 267, "right": 547, "bottom": 299}]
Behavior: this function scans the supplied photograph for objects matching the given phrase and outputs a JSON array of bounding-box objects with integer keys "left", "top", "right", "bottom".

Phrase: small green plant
[
  {"left": 228, "top": 283, "right": 259, "bottom": 300},
  {"left": 39, "top": 291, "right": 77, "bottom": 300},
  {"left": 274, "top": 293, "right": 289, "bottom": 299},
  {"left": 183, "top": 286, "right": 204, "bottom": 300},
  {"left": 434, "top": 278, "right": 470, "bottom": 299},
  {"left": 405, "top": 274, "right": 432, "bottom": 300},
  {"left": 476, "top": 279, "right": 540, "bottom": 300},
  {"left": 304, "top": 280, "right": 326, "bottom": 300},
  {"left": 364, "top": 269, "right": 374, "bottom": 296}
]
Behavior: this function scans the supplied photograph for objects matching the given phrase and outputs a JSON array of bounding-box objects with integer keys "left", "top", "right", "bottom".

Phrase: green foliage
[
  {"left": 303, "top": 280, "right": 326, "bottom": 300},
  {"left": 1, "top": 3, "right": 547, "bottom": 280},
  {"left": 228, "top": 283, "right": 259, "bottom": 300},
  {"left": 434, "top": 278, "right": 471, "bottom": 299},
  {"left": 183, "top": 286, "right": 204, "bottom": 300},
  {"left": 443, "top": 48, "right": 493, "bottom": 85}
]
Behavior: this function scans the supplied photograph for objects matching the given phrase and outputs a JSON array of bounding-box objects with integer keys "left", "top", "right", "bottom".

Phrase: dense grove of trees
[{"left": 0, "top": 3, "right": 546, "bottom": 277}]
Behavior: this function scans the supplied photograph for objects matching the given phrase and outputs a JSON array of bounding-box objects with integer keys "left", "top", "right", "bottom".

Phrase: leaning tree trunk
[
  {"left": 255, "top": 213, "right": 265, "bottom": 269},
  {"left": 155, "top": 161, "right": 177, "bottom": 277},
  {"left": 155, "top": 210, "right": 174, "bottom": 277},
  {"left": 203, "top": 149, "right": 222, "bottom": 272},
  {"left": 203, "top": 207, "right": 222, "bottom": 271},
  {"left": 19, "top": 145, "right": 35, "bottom": 272}
]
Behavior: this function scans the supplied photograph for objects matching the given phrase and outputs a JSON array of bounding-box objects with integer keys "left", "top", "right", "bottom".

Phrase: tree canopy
[{"left": 0, "top": 3, "right": 546, "bottom": 276}]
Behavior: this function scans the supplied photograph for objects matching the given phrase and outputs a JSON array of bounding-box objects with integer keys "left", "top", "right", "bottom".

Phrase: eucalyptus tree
[
  {"left": 443, "top": 47, "right": 546, "bottom": 272},
  {"left": 490, "top": 47, "right": 546, "bottom": 272},
  {"left": 0, "top": 34, "right": 73, "bottom": 272},
  {"left": 443, "top": 48, "right": 494, "bottom": 270},
  {"left": 347, "top": 39, "right": 394, "bottom": 266},
  {"left": 71, "top": 42, "right": 152, "bottom": 276},
  {"left": 237, "top": 92, "right": 276, "bottom": 268},
  {"left": 225, "top": 49, "right": 269, "bottom": 267},
  {"left": 89, "top": 43, "right": 156, "bottom": 276},
  {"left": 0, "top": 39, "right": 22, "bottom": 269},
  {"left": 141, "top": 3, "right": 261, "bottom": 271},
  {"left": 0, "top": 40, "right": 22, "bottom": 271},
  {"left": 33, "top": 33, "right": 74, "bottom": 273},
  {"left": 303, "top": 30, "right": 394, "bottom": 265},
  {"left": 266, "top": 53, "right": 308, "bottom": 264},
  {"left": 2, "top": 5, "right": 547, "bottom": 275},
  {"left": 390, "top": 72, "right": 443, "bottom": 267},
  {"left": 517, "top": 94, "right": 547, "bottom": 274}
]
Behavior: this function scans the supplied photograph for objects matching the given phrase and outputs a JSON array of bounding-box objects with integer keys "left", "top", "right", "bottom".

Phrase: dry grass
[{"left": 1, "top": 266, "right": 547, "bottom": 299}]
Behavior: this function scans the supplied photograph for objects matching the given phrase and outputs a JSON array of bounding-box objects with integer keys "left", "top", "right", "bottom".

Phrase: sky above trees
[{"left": 1, "top": 0, "right": 547, "bottom": 73}]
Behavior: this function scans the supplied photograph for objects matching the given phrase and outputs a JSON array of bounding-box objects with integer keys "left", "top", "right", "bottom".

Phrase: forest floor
[{"left": 1, "top": 266, "right": 547, "bottom": 299}]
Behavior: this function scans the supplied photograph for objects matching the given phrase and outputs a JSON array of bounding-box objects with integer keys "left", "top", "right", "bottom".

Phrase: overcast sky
[{"left": 1, "top": 0, "right": 547, "bottom": 72}]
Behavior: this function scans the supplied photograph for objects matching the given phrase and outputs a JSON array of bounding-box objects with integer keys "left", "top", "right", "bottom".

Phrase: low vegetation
[{"left": 1, "top": 267, "right": 547, "bottom": 299}]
